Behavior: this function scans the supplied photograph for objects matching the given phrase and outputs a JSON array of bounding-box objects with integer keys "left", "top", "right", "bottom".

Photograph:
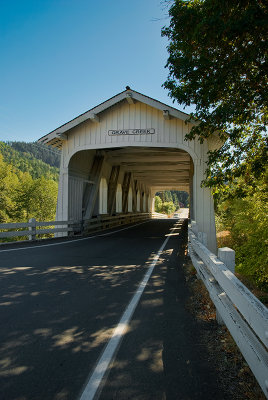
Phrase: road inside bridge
[{"left": 0, "top": 218, "right": 223, "bottom": 400}]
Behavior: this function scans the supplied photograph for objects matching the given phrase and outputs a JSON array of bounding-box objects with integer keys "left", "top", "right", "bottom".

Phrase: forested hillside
[
  {"left": 156, "top": 190, "right": 189, "bottom": 208},
  {"left": 0, "top": 141, "right": 59, "bottom": 181},
  {"left": 6, "top": 141, "right": 60, "bottom": 167},
  {"left": 154, "top": 190, "right": 189, "bottom": 216}
]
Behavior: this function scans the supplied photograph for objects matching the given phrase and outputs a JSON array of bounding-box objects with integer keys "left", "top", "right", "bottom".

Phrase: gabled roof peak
[{"left": 38, "top": 88, "right": 192, "bottom": 148}]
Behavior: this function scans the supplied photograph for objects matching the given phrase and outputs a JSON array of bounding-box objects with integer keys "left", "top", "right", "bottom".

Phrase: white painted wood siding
[
  {"left": 116, "top": 184, "right": 122, "bottom": 213},
  {"left": 128, "top": 187, "right": 133, "bottom": 212},
  {"left": 62, "top": 102, "right": 200, "bottom": 168},
  {"left": 68, "top": 176, "right": 84, "bottom": 220}
]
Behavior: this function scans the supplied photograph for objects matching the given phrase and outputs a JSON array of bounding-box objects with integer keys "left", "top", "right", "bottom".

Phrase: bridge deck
[{"left": 0, "top": 219, "right": 227, "bottom": 400}]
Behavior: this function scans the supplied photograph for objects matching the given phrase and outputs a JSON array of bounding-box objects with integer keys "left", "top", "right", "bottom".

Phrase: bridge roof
[{"left": 38, "top": 88, "right": 193, "bottom": 148}]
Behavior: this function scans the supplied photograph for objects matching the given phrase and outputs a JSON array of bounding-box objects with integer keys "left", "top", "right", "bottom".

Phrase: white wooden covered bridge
[{"left": 38, "top": 88, "right": 220, "bottom": 253}]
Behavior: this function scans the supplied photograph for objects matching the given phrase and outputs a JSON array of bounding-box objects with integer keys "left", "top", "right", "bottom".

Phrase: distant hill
[
  {"left": 6, "top": 141, "right": 60, "bottom": 168},
  {"left": 0, "top": 141, "right": 59, "bottom": 181}
]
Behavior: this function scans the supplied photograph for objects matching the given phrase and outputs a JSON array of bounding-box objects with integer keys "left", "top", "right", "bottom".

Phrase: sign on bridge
[{"left": 108, "top": 128, "right": 155, "bottom": 136}]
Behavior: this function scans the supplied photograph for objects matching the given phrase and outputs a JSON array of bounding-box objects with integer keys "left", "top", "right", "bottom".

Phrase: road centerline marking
[{"left": 79, "top": 222, "right": 179, "bottom": 400}]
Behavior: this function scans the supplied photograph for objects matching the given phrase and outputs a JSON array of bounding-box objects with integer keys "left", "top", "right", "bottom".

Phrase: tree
[
  {"left": 162, "top": 0, "right": 268, "bottom": 187},
  {"left": 162, "top": 201, "right": 176, "bottom": 215},
  {"left": 0, "top": 153, "right": 58, "bottom": 225},
  {"left": 155, "top": 195, "right": 163, "bottom": 212},
  {"left": 29, "top": 177, "right": 58, "bottom": 221},
  {"left": 13, "top": 172, "right": 34, "bottom": 220},
  {"left": 216, "top": 166, "right": 268, "bottom": 290},
  {"left": 172, "top": 192, "right": 179, "bottom": 210},
  {"left": 0, "top": 154, "right": 18, "bottom": 222}
]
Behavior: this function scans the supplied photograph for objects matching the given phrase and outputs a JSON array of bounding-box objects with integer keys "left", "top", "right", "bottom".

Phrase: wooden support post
[
  {"left": 122, "top": 172, "right": 131, "bottom": 213},
  {"left": 216, "top": 247, "right": 236, "bottom": 326},
  {"left": 151, "top": 196, "right": 155, "bottom": 213},
  {"left": 163, "top": 110, "right": 170, "bottom": 120},
  {"left": 191, "top": 220, "right": 198, "bottom": 235},
  {"left": 82, "top": 153, "right": 105, "bottom": 220},
  {"left": 132, "top": 180, "right": 138, "bottom": 212},
  {"left": 141, "top": 191, "right": 144, "bottom": 212},
  {"left": 108, "top": 166, "right": 120, "bottom": 215},
  {"left": 89, "top": 113, "right": 100, "bottom": 123},
  {"left": 28, "top": 218, "right": 36, "bottom": 241},
  {"left": 189, "top": 159, "right": 194, "bottom": 220},
  {"left": 126, "top": 92, "right": 135, "bottom": 104}
]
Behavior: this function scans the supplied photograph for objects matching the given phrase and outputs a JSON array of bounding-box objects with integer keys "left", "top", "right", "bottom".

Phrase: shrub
[{"left": 216, "top": 169, "right": 268, "bottom": 291}]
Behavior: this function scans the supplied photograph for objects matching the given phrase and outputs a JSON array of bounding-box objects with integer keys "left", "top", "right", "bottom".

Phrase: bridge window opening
[
  {"left": 99, "top": 177, "right": 108, "bottom": 214},
  {"left": 148, "top": 195, "right": 151, "bottom": 212},
  {"left": 137, "top": 190, "right": 140, "bottom": 212},
  {"left": 116, "top": 183, "right": 122, "bottom": 213},
  {"left": 128, "top": 187, "right": 133, "bottom": 212}
]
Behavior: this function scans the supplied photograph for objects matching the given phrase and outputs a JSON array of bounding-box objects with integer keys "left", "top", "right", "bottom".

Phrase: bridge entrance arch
[{"left": 39, "top": 88, "right": 221, "bottom": 253}]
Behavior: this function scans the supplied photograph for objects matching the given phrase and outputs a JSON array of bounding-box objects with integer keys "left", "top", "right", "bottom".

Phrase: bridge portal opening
[{"left": 67, "top": 146, "right": 193, "bottom": 220}]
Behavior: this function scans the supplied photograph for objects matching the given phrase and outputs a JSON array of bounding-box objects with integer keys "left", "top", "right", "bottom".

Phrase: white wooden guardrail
[
  {"left": 0, "top": 213, "right": 151, "bottom": 242},
  {"left": 188, "top": 222, "right": 268, "bottom": 398}
]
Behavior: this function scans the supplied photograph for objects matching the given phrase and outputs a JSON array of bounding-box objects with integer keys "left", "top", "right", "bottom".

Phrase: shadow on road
[
  {"left": 0, "top": 220, "right": 175, "bottom": 400},
  {"left": 0, "top": 219, "right": 227, "bottom": 400},
  {"left": 98, "top": 221, "right": 229, "bottom": 400}
]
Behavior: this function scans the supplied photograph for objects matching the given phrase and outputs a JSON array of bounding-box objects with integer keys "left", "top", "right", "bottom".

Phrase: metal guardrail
[
  {"left": 188, "top": 224, "right": 268, "bottom": 398},
  {"left": 0, "top": 213, "right": 151, "bottom": 241}
]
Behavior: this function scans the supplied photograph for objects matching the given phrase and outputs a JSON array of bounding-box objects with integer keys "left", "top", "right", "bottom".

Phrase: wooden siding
[
  {"left": 68, "top": 176, "right": 84, "bottom": 220},
  {"left": 62, "top": 101, "right": 201, "bottom": 167}
]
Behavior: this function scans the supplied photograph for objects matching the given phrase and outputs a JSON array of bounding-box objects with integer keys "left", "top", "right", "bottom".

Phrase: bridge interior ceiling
[{"left": 103, "top": 147, "right": 191, "bottom": 192}]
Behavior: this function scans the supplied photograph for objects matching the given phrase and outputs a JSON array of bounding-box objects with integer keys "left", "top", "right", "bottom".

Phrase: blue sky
[{"left": 0, "top": 0, "right": 190, "bottom": 142}]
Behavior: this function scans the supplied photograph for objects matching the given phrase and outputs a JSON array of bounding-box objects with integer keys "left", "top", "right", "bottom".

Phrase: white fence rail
[
  {"left": 0, "top": 213, "right": 151, "bottom": 242},
  {"left": 188, "top": 223, "right": 268, "bottom": 398}
]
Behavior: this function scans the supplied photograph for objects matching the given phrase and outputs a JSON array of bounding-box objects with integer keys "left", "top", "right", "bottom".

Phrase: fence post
[
  {"left": 191, "top": 220, "right": 198, "bottom": 235},
  {"left": 80, "top": 219, "right": 84, "bottom": 234},
  {"left": 218, "top": 247, "right": 235, "bottom": 273},
  {"left": 28, "top": 218, "right": 36, "bottom": 241},
  {"left": 215, "top": 248, "right": 235, "bottom": 325}
]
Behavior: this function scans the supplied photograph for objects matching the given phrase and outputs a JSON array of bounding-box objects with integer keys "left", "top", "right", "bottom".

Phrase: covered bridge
[{"left": 38, "top": 88, "right": 220, "bottom": 253}]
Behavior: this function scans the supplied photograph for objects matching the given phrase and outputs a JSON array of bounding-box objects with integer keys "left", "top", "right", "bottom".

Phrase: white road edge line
[
  {"left": 79, "top": 223, "right": 178, "bottom": 400},
  {"left": 0, "top": 220, "right": 151, "bottom": 253}
]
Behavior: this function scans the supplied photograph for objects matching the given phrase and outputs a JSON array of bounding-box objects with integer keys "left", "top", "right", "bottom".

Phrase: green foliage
[
  {"left": 216, "top": 168, "right": 268, "bottom": 291},
  {"left": 28, "top": 177, "right": 58, "bottom": 221},
  {"left": 0, "top": 152, "right": 58, "bottom": 226},
  {"left": 162, "top": 201, "right": 176, "bottom": 216},
  {"left": 154, "top": 195, "right": 163, "bottom": 212},
  {"left": 0, "top": 154, "right": 19, "bottom": 222},
  {"left": 0, "top": 141, "right": 59, "bottom": 181},
  {"left": 156, "top": 190, "right": 189, "bottom": 208},
  {"left": 162, "top": 0, "right": 268, "bottom": 186},
  {"left": 172, "top": 192, "right": 179, "bottom": 210},
  {"left": 12, "top": 172, "right": 34, "bottom": 221}
]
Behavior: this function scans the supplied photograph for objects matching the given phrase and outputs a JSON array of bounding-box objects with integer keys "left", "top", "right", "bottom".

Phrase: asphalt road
[{"left": 0, "top": 218, "right": 224, "bottom": 400}]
